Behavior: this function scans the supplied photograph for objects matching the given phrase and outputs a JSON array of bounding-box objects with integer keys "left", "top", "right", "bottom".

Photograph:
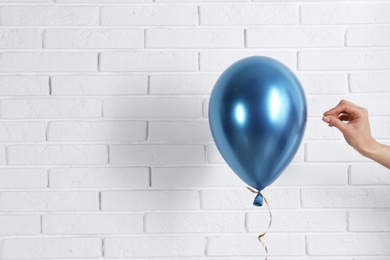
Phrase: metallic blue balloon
[{"left": 209, "top": 56, "right": 307, "bottom": 195}]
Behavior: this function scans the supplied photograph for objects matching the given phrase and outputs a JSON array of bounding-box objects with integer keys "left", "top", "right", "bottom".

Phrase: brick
[
  {"left": 1, "top": 98, "right": 102, "bottom": 118},
  {"left": 292, "top": 145, "right": 305, "bottom": 163},
  {"left": 149, "top": 74, "right": 218, "bottom": 95},
  {"left": 350, "top": 72, "right": 390, "bottom": 92},
  {"left": 8, "top": 145, "right": 108, "bottom": 165},
  {"left": 101, "top": 190, "right": 199, "bottom": 211},
  {"left": 49, "top": 167, "right": 149, "bottom": 188},
  {"left": 149, "top": 120, "right": 212, "bottom": 142},
  {"left": 0, "top": 75, "right": 49, "bottom": 96},
  {"left": 0, "top": 29, "right": 41, "bottom": 48},
  {"left": 104, "top": 97, "right": 202, "bottom": 118},
  {"left": 299, "top": 49, "right": 390, "bottom": 70},
  {"left": 200, "top": 51, "right": 296, "bottom": 71},
  {"left": 200, "top": 4, "right": 297, "bottom": 25},
  {"left": 43, "top": 214, "right": 143, "bottom": 234},
  {"left": 156, "top": 0, "right": 247, "bottom": 1},
  {"left": 0, "top": 191, "right": 98, "bottom": 211},
  {"left": 0, "top": 215, "right": 40, "bottom": 235},
  {"left": 1, "top": 238, "right": 102, "bottom": 258},
  {"left": 48, "top": 121, "right": 147, "bottom": 142},
  {"left": 0, "top": 146, "right": 5, "bottom": 165},
  {"left": 152, "top": 166, "right": 243, "bottom": 187},
  {"left": 104, "top": 237, "right": 204, "bottom": 257},
  {"left": 350, "top": 164, "right": 390, "bottom": 185},
  {"left": 58, "top": 0, "right": 152, "bottom": 1},
  {"left": 101, "top": 5, "right": 197, "bottom": 25},
  {"left": 146, "top": 212, "right": 244, "bottom": 233},
  {"left": 0, "top": 168, "right": 47, "bottom": 188},
  {"left": 0, "top": 52, "right": 97, "bottom": 72},
  {"left": 51, "top": 75, "right": 147, "bottom": 95},
  {"left": 304, "top": 118, "right": 344, "bottom": 140},
  {"left": 302, "top": 187, "right": 390, "bottom": 208},
  {"left": 308, "top": 120, "right": 339, "bottom": 140},
  {"left": 301, "top": 4, "right": 390, "bottom": 25},
  {"left": 306, "top": 95, "right": 345, "bottom": 117},
  {"left": 201, "top": 188, "right": 300, "bottom": 210},
  {"left": 0, "top": 0, "right": 51, "bottom": 2},
  {"left": 307, "top": 234, "right": 390, "bottom": 255},
  {"left": 297, "top": 73, "right": 347, "bottom": 94},
  {"left": 0, "top": 5, "right": 99, "bottom": 26},
  {"left": 110, "top": 145, "right": 205, "bottom": 165},
  {"left": 203, "top": 97, "right": 210, "bottom": 118},
  {"left": 347, "top": 27, "right": 390, "bottom": 47},
  {"left": 0, "top": 121, "right": 46, "bottom": 142},
  {"left": 207, "top": 235, "right": 304, "bottom": 256},
  {"left": 207, "top": 143, "right": 232, "bottom": 163},
  {"left": 370, "top": 117, "right": 390, "bottom": 139},
  {"left": 349, "top": 96, "right": 390, "bottom": 116},
  {"left": 349, "top": 211, "right": 390, "bottom": 231},
  {"left": 307, "top": 95, "right": 390, "bottom": 117},
  {"left": 44, "top": 29, "right": 143, "bottom": 49},
  {"left": 100, "top": 51, "right": 197, "bottom": 72},
  {"left": 247, "top": 27, "right": 344, "bottom": 48},
  {"left": 247, "top": 211, "right": 346, "bottom": 233},
  {"left": 273, "top": 164, "right": 348, "bottom": 186},
  {"left": 306, "top": 141, "right": 370, "bottom": 162},
  {"left": 146, "top": 28, "right": 243, "bottom": 48}
]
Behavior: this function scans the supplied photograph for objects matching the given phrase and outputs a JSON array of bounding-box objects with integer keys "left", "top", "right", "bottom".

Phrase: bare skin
[{"left": 322, "top": 100, "right": 390, "bottom": 169}]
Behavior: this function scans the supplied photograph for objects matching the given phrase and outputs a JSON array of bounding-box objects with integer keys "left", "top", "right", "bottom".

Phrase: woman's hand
[{"left": 322, "top": 100, "right": 390, "bottom": 169}]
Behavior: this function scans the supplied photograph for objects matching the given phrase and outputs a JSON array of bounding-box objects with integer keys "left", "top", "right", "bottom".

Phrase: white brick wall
[
  {"left": 0, "top": 1, "right": 389, "bottom": 259},
  {"left": 0, "top": 52, "right": 98, "bottom": 72}
]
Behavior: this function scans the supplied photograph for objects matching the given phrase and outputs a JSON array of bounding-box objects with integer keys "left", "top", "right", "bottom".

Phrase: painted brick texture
[{"left": 0, "top": 1, "right": 389, "bottom": 259}]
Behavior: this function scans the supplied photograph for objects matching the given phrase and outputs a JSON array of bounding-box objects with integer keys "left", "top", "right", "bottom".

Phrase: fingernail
[{"left": 322, "top": 116, "right": 331, "bottom": 123}]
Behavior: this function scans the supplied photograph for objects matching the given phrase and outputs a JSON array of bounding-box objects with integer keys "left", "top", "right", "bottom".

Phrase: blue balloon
[{"left": 209, "top": 56, "right": 307, "bottom": 206}]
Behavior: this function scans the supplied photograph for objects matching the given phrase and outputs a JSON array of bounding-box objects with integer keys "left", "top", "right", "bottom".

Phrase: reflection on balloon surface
[
  {"left": 269, "top": 88, "right": 281, "bottom": 122},
  {"left": 234, "top": 103, "right": 246, "bottom": 126}
]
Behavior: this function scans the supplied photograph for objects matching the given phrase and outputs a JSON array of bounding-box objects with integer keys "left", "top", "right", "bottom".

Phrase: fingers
[
  {"left": 338, "top": 114, "right": 351, "bottom": 122},
  {"left": 322, "top": 100, "right": 366, "bottom": 135},
  {"left": 322, "top": 115, "right": 350, "bottom": 134},
  {"left": 323, "top": 100, "right": 360, "bottom": 118}
]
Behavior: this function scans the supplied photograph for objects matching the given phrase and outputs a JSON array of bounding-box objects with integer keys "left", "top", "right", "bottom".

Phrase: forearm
[{"left": 359, "top": 141, "right": 390, "bottom": 169}]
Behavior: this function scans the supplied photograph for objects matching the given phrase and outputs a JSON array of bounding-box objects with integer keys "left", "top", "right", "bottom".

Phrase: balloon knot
[
  {"left": 253, "top": 193, "right": 264, "bottom": 207},
  {"left": 246, "top": 187, "right": 264, "bottom": 207}
]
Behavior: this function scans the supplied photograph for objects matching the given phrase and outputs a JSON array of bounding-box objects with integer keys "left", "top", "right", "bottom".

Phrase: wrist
[{"left": 358, "top": 138, "right": 381, "bottom": 159}]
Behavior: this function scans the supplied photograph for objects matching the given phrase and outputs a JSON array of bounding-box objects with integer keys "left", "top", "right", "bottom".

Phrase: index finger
[{"left": 323, "top": 100, "right": 360, "bottom": 117}]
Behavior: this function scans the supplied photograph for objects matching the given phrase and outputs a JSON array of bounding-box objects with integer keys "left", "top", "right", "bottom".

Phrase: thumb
[{"left": 322, "top": 116, "right": 349, "bottom": 134}]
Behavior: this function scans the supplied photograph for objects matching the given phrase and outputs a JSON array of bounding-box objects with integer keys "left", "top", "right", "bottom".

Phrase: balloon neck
[{"left": 253, "top": 193, "right": 264, "bottom": 207}]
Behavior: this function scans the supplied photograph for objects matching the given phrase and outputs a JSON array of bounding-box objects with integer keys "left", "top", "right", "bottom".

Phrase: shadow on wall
[{"left": 102, "top": 76, "right": 247, "bottom": 216}]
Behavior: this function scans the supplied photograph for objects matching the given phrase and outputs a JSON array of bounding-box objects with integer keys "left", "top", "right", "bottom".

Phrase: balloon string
[{"left": 247, "top": 187, "right": 273, "bottom": 260}]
